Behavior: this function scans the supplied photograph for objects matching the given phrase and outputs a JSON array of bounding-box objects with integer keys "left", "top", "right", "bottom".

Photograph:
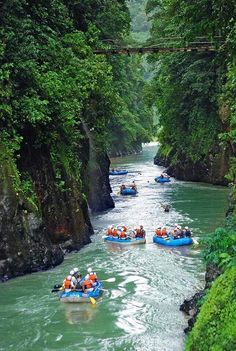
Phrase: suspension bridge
[{"left": 93, "top": 37, "right": 222, "bottom": 55}]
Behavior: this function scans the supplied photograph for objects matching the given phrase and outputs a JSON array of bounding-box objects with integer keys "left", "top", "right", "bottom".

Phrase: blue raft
[
  {"left": 109, "top": 170, "right": 128, "bottom": 175},
  {"left": 153, "top": 235, "right": 193, "bottom": 247},
  {"left": 103, "top": 235, "right": 146, "bottom": 245},
  {"left": 59, "top": 281, "right": 103, "bottom": 303},
  {"left": 155, "top": 176, "right": 171, "bottom": 183},
  {"left": 120, "top": 188, "right": 137, "bottom": 195}
]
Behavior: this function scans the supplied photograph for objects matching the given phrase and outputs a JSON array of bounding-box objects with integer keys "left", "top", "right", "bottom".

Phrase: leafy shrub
[{"left": 185, "top": 267, "right": 236, "bottom": 351}]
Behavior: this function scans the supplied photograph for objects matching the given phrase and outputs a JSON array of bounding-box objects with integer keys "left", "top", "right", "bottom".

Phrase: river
[{"left": 0, "top": 143, "right": 228, "bottom": 351}]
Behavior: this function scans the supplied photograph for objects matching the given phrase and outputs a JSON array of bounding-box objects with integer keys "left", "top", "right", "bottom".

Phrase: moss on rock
[{"left": 185, "top": 267, "right": 236, "bottom": 351}]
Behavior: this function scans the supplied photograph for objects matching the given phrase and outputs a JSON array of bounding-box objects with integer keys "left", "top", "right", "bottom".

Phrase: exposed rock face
[
  {"left": 0, "top": 156, "right": 64, "bottom": 280},
  {"left": 80, "top": 123, "right": 114, "bottom": 212},
  {"left": 86, "top": 151, "right": 114, "bottom": 212},
  {"left": 0, "top": 141, "right": 93, "bottom": 281},
  {"left": 154, "top": 144, "right": 230, "bottom": 185},
  {"left": 180, "top": 263, "right": 222, "bottom": 333},
  {"left": 108, "top": 143, "right": 142, "bottom": 158}
]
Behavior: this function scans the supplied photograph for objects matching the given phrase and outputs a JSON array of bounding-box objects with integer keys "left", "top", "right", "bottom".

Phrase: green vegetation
[
  {"left": 203, "top": 222, "right": 236, "bottom": 270},
  {"left": 142, "top": 1, "right": 236, "bottom": 349},
  {"left": 146, "top": 0, "right": 236, "bottom": 169},
  {"left": 0, "top": 0, "right": 153, "bottom": 202},
  {"left": 185, "top": 267, "right": 236, "bottom": 351}
]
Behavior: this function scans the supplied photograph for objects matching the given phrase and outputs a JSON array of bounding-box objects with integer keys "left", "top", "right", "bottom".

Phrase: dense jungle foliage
[
  {"left": 185, "top": 267, "right": 236, "bottom": 351},
  {"left": 143, "top": 0, "right": 236, "bottom": 349},
  {"left": 146, "top": 0, "right": 236, "bottom": 171},
  {"left": 0, "top": 0, "right": 153, "bottom": 199}
]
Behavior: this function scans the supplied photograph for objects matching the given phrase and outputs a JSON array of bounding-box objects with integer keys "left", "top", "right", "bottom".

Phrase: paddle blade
[
  {"left": 192, "top": 238, "right": 199, "bottom": 245},
  {"left": 102, "top": 277, "right": 116, "bottom": 283},
  {"left": 90, "top": 297, "right": 96, "bottom": 305},
  {"left": 51, "top": 287, "right": 63, "bottom": 293}
]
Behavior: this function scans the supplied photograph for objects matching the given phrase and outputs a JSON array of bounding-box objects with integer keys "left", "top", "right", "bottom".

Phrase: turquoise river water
[{"left": 0, "top": 143, "right": 228, "bottom": 351}]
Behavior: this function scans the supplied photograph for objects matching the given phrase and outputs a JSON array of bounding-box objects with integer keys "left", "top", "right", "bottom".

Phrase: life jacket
[
  {"left": 112, "top": 228, "right": 118, "bottom": 236},
  {"left": 136, "top": 228, "right": 141, "bottom": 235},
  {"left": 161, "top": 228, "right": 167, "bottom": 236},
  {"left": 123, "top": 226, "right": 127, "bottom": 232},
  {"left": 82, "top": 279, "right": 93, "bottom": 289},
  {"left": 64, "top": 278, "right": 71, "bottom": 289},
  {"left": 155, "top": 229, "right": 162, "bottom": 236},
  {"left": 119, "top": 231, "right": 126, "bottom": 238},
  {"left": 107, "top": 227, "right": 113, "bottom": 235},
  {"left": 89, "top": 272, "right": 97, "bottom": 283}
]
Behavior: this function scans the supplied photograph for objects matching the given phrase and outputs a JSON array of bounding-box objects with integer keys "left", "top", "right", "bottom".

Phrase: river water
[{"left": 0, "top": 143, "right": 228, "bottom": 351}]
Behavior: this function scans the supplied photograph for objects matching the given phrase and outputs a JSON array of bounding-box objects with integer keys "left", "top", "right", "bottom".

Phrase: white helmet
[
  {"left": 185, "top": 226, "right": 189, "bottom": 230},
  {"left": 67, "top": 275, "right": 72, "bottom": 280},
  {"left": 87, "top": 267, "right": 92, "bottom": 273},
  {"left": 73, "top": 267, "right": 79, "bottom": 273},
  {"left": 70, "top": 270, "right": 75, "bottom": 275}
]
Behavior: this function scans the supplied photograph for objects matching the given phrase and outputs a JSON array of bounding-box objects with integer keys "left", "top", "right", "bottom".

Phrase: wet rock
[
  {"left": 0, "top": 140, "right": 92, "bottom": 280},
  {"left": 154, "top": 143, "right": 230, "bottom": 185},
  {"left": 180, "top": 263, "right": 222, "bottom": 333}
]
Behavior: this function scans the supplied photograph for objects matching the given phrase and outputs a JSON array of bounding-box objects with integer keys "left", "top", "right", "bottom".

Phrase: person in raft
[
  {"left": 73, "top": 267, "right": 83, "bottom": 290},
  {"left": 63, "top": 273, "right": 76, "bottom": 292},
  {"left": 82, "top": 267, "right": 98, "bottom": 292},
  {"left": 135, "top": 225, "right": 146, "bottom": 238},
  {"left": 183, "top": 226, "right": 192, "bottom": 237},
  {"left": 120, "top": 184, "right": 126, "bottom": 192},
  {"left": 155, "top": 226, "right": 168, "bottom": 237},
  {"left": 130, "top": 181, "right": 137, "bottom": 191}
]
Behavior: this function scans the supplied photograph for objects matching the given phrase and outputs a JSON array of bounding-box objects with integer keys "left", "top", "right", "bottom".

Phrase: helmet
[
  {"left": 70, "top": 270, "right": 75, "bottom": 275},
  {"left": 87, "top": 267, "right": 92, "bottom": 273},
  {"left": 67, "top": 275, "right": 72, "bottom": 280},
  {"left": 73, "top": 267, "right": 79, "bottom": 273},
  {"left": 185, "top": 226, "right": 189, "bottom": 230}
]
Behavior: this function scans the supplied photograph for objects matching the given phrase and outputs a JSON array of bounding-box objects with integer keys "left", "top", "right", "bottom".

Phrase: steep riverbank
[
  {"left": 154, "top": 143, "right": 230, "bottom": 186},
  {"left": 0, "top": 143, "right": 229, "bottom": 351},
  {"left": 180, "top": 216, "right": 236, "bottom": 350},
  {"left": 0, "top": 137, "right": 114, "bottom": 281}
]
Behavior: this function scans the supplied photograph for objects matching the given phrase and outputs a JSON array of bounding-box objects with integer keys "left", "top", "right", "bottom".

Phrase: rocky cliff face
[
  {"left": 80, "top": 124, "right": 115, "bottom": 212},
  {"left": 154, "top": 143, "right": 230, "bottom": 185},
  {"left": 0, "top": 129, "right": 115, "bottom": 280},
  {"left": 180, "top": 263, "right": 222, "bottom": 333},
  {"left": 0, "top": 152, "right": 65, "bottom": 281},
  {"left": 108, "top": 142, "right": 142, "bottom": 158}
]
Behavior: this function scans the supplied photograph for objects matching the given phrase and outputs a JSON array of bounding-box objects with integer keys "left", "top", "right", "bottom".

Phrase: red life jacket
[
  {"left": 107, "top": 228, "right": 113, "bottom": 235},
  {"left": 112, "top": 228, "right": 118, "bottom": 236},
  {"left": 155, "top": 229, "right": 161, "bottom": 236},
  {"left": 83, "top": 279, "right": 93, "bottom": 289},
  {"left": 64, "top": 278, "right": 71, "bottom": 289},
  {"left": 89, "top": 273, "right": 97, "bottom": 283},
  {"left": 161, "top": 229, "right": 167, "bottom": 236},
  {"left": 119, "top": 231, "right": 127, "bottom": 238}
]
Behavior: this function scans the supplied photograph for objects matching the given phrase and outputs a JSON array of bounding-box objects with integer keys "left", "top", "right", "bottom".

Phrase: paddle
[
  {"left": 192, "top": 238, "right": 199, "bottom": 245},
  {"left": 51, "top": 286, "right": 63, "bottom": 293},
  {"left": 90, "top": 297, "right": 96, "bottom": 305},
  {"left": 100, "top": 277, "right": 116, "bottom": 283}
]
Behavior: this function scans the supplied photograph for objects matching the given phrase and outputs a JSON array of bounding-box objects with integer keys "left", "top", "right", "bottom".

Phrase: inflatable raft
[
  {"left": 109, "top": 170, "right": 128, "bottom": 175},
  {"left": 103, "top": 236, "right": 146, "bottom": 245},
  {"left": 153, "top": 235, "right": 193, "bottom": 246},
  {"left": 59, "top": 281, "right": 103, "bottom": 303},
  {"left": 120, "top": 188, "right": 137, "bottom": 195},
  {"left": 155, "top": 176, "right": 171, "bottom": 183}
]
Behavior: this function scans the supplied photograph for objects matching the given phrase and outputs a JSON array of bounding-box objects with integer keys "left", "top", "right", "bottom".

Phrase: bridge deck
[{"left": 94, "top": 45, "right": 217, "bottom": 55}]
